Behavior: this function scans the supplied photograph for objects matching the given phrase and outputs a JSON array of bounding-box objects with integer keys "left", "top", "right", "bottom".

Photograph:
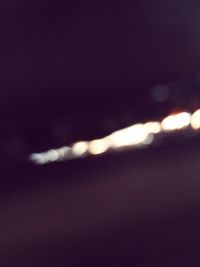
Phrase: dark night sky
[
  {"left": 2, "top": 2, "right": 200, "bottom": 266},
  {"left": 1, "top": 0, "right": 200, "bottom": 121}
]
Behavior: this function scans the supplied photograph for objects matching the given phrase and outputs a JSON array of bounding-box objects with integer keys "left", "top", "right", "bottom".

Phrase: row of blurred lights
[{"left": 30, "top": 109, "right": 200, "bottom": 165}]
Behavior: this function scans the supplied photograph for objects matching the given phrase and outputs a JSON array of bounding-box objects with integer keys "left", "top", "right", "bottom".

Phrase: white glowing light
[
  {"left": 30, "top": 108, "right": 200, "bottom": 165},
  {"left": 30, "top": 152, "right": 51, "bottom": 165},
  {"left": 109, "top": 124, "right": 149, "bottom": 148},
  {"left": 30, "top": 146, "right": 71, "bottom": 165},
  {"left": 48, "top": 150, "right": 59, "bottom": 161},
  {"left": 30, "top": 153, "right": 47, "bottom": 165},
  {"left": 161, "top": 112, "right": 191, "bottom": 132},
  {"left": 144, "top": 122, "right": 161, "bottom": 134},
  {"left": 56, "top": 147, "right": 70, "bottom": 160},
  {"left": 88, "top": 138, "right": 110, "bottom": 155},
  {"left": 143, "top": 133, "right": 154, "bottom": 145},
  {"left": 72, "top": 141, "right": 88, "bottom": 156},
  {"left": 191, "top": 109, "right": 200, "bottom": 130}
]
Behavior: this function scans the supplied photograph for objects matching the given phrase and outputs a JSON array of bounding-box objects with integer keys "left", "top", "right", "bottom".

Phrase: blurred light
[
  {"left": 88, "top": 138, "right": 110, "bottom": 155},
  {"left": 161, "top": 112, "right": 191, "bottom": 132},
  {"left": 30, "top": 153, "right": 47, "bottom": 165},
  {"left": 56, "top": 147, "right": 70, "bottom": 160},
  {"left": 30, "top": 108, "right": 200, "bottom": 165},
  {"left": 30, "top": 146, "right": 70, "bottom": 164},
  {"left": 109, "top": 124, "right": 149, "bottom": 148},
  {"left": 151, "top": 84, "right": 170, "bottom": 102},
  {"left": 72, "top": 141, "right": 88, "bottom": 156},
  {"left": 143, "top": 133, "right": 154, "bottom": 145},
  {"left": 48, "top": 150, "right": 59, "bottom": 161},
  {"left": 144, "top": 122, "right": 161, "bottom": 134},
  {"left": 191, "top": 109, "right": 200, "bottom": 130}
]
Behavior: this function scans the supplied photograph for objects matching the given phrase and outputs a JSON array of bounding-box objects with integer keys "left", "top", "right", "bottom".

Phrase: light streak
[{"left": 29, "top": 109, "right": 200, "bottom": 165}]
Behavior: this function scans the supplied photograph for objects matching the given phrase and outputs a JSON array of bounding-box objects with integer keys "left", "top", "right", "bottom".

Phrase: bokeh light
[{"left": 30, "top": 108, "right": 200, "bottom": 165}]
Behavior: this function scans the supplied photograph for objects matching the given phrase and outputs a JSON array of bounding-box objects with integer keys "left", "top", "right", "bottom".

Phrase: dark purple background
[
  {"left": 1, "top": 0, "right": 200, "bottom": 120},
  {"left": 2, "top": 1, "right": 200, "bottom": 266}
]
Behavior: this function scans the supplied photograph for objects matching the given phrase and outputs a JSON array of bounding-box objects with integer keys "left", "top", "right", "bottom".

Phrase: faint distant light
[
  {"left": 88, "top": 138, "right": 110, "bottom": 155},
  {"left": 144, "top": 122, "right": 161, "bottom": 134},
  {"left": 143, "top": 133, "right": 154, "bottom": 145},
  {"left": 30, "top": 153, "right": 48, "bottom": 165},
  {"left": 161, "top": 112, "right": 191, "bottom": 132},
  {"left": 30, "top": 146, "right": 71, "bottom": 164},
  {"left": 72, "top": 141, "right": 88, "bottom": 156},
  {"left": 48, "top": 150, "right": 59, "bottom": 161},
  {"left": 191, "top": 109, "right": 200, "bottom": 130},
  {"left": 56, "top": 147, "right": 70, "bottom": 160},
  {"left": 151, "top": 84, "right": 170, "bottom": 102},
  {"left": 109, "top": 124, "right": 149, "bottom": 148}
]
